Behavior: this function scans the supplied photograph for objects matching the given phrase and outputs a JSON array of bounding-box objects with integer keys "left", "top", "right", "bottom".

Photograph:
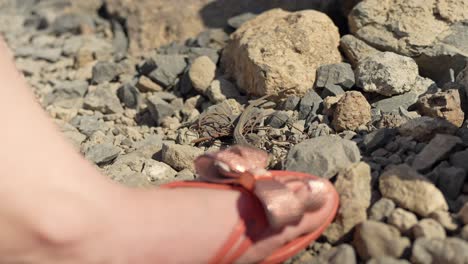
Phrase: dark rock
[
  {"left": 83, "top": 84, "right": 124, "bottom": 114},
  {"left": 117, "top": 84, "right": 140, "bottom": 109},
  {"left": 315, "top": 63, "right": 355, "bottom": 90},
  {"left": 437, "top": 167, "right": 466, "bottom": 200},
  {"left": 146, "top": 55, "right": 187, "bottom": 87},
  {"left": 265, "top": 111, "right": 290, "bottom": 128},
  {"left": 321, "top": 84, "right": 345, "bottom": 98},
  {"left": 85, "top": 143, "right": 121, "bottom": 165},
  {"left": 412, "top": 134, "right": 462, "bottom": 172},
  {"left": 450, "top": 149, "right": 468, "bottom": 171},
  {"left": 372, "top": 92, "right": 419, "bottom": 113},
  {"left": 299, "top": 89, "right": 323, "bottom": 120},
  {"left": 399, "top": 117, "right": 458, "bottom": 142},
  {"left": 147, "top": 95, "right": 176, "bottom": 125},
  {"left": 227, "top": 12, "right": 257, "bottom": 29},
  {"left": 362, "top": 128, "right": 396, "bottom": 153},
  {"left": 91, "top": 61, "right": 121, "bottom": 84},
  {"left": 285, "top": 135, "right": 360, "bottom": 179},
  {"left": 280, "top": 95, "right": 300, "bottom": 111}
]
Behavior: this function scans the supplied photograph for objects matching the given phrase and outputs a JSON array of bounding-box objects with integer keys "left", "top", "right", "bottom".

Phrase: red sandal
[{"left": 161, "top": 146, "right": 339, "bottom": 264}]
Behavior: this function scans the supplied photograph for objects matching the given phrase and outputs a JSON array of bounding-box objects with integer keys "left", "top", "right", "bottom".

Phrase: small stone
[
  {"left": 317, "top": 244, "right": 357, "bottom": 264},
  {"left": 146, "top": 55, "right": 187, "bottom": 87},
  {"left": 412, "top": 134, "right": 461, "bottom": 171},
  {"left": 339, "top": 34, "right": 379, "bottom": 67},
  {"left": 142, "top": 160, "right": 177, "bottom": 184},
  {"left": 362, "top": 128, "right": 397, "bottom": 153},
  {"left": 370, "top": 198, "right": 396, "bottom": 221},
  {"left": 321, "top": 84, "right": 345, "bottom": 98},
  {"left": 411, "top": 238, "right": 468, "bottom": 264},
  {"left": 437, "top": 167, "right": 466, "bottom": 200},
  {"left": 299, "top": 89, "right": 323, "bottom": 120},
  {"left": 34, "top": 47, "right": 63, "bottom": 62},
  {"left": 51, "top": 13, "right": 93, "bottom": 35},
  {"left": 450, "top": 149, "right": 468, "bottom": 171},
  {"left": 332, "top": 91, "right": 371, "bottom": 132},
  {"left": 429, "top": 210, "right": 459, "bottom": 232},
  {"left": 388, "top": 208, "right": 418, "bottom": 233},
  {"left": 323, "top": 162, "right": 371, "bottom": 243},
  {"left": 285, "top": 135, "right": 361, "bottom": 179},
  {"left": 189, "top": 56, "right": 216, "bottom": 94},
  {"left": 227, "top": 12, "right": 256, "bottom": 29},
  {"left": 117, "top": 84, "right": 140, "bottom": 109},
  {"left": 265, "top": 111, "right": 290, "bottom": 129},
  {"left": 44, "top": 80, "right": 88, "bottom": 106},
  {"left": 353, "top": 220, "right": 410, "bottom": 261},
  {"left": 83, "top": 84, "right": 124, "bottom": 114},
  {"left": 412, "top": 219, "right": 446, "bottom": 239},
  {"left": 379, "top": 164, "right": 449, "bottom": 217},
  {"left": 91, "top": 61, "right": 121, "bottom": 84},
  {"left": 196, "top": 29, "right": 229, "bottom": 49},
  {"left": 206, "top": 77, "right": 241, "bottom": 103},
  {"left": 187, "top": 47, "right": 219, "bottom": 65},
  {"left": 161, "top": 143, "right": 204, "bottom": 172},
  {"left": 356, "top": 52, "right": 421, "bottom": 96},
  {"left": 372, "top": 92, "right": 419, "bottom": 113},
  {"left": 72, "top": 115, "right": 106, "bottom": 137},
  {"left": 398, "top": 117, "right": 458, "bottom": 142},
  {"left": 316, "top": 63, "right": 355, "bottom": 90},
  {"left": 85, "top": 143, "right": 121, "bottom": 165},
  {"left": 147, "top": 95, "right": 176, "bottom": 126},
  {"left": 136, "top": 75, "right": 163, "bottom": 92},
  {"left": 418, "top": 89, "right": 464, "bottom": 127},
  {"left": 175, "top": 169, "right": 196, "bottom": 181}
]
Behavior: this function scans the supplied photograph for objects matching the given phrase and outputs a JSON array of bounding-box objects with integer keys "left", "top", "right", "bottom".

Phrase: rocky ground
[{"left": 1, "top": 0, "right": 468, "bottom": 263}]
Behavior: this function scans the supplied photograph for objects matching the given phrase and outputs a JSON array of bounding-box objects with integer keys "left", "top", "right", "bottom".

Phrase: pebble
[
  {"left": 387, "top": 208, "right": 418, "bottom": 234},
  {"left": 117, "top": 83, "right": 140, "bottom": 109},
  {"left": 161, "top": 143, "right": 204, "bottom": 172},
  {"left": 324, "top": 162, "right": 371, "bottom": 243},
  {"left": 298, "top": 89, "right": 323, "bottom": 120},
  {"left": 352, "top": 220, "right": 410, "bottom": 261},
  {"left": 83, "top": 84, "right": 124, "bottom": 114},
  {"left": 206, "top": 77, "right": 241, "bottom": 103},
  {"left": 146, "top": 54, "right": 187, "bottom": 87},
  {"left": 412, "top": 134, "right": 461, "bottom": 172},
  {"left": 369, "top": 198, "right": 396, "bottom": 222},
  {"left": 316, "top": 244, "right": 357, "bottom": 264},
  {"left": 379, "top": 164, "right": 449, "bottom": 217},
  {"left": 135, "top": 75, "right": 163, "bottom": 92},
  {"left": 146, "top": 95, "right": 176, "bottom": 126},
  {"left": 142, "top": 160, "right": 177, "bottom": 184},
  {"left": 91, "top": 61, "right": 122, "bottom": 84},
  {"left": 362, "top": 128, "right": 397, "bottom": 153},
  {"left": 412, "top": 219, "right": 447, "bottom": 239},
  {"left": 84, "top": 143, "right": 121, "bottom": 165},
  {"left": 411, "top": 238, "right": 468, "bottom": 264},
  {"left": 265, "top": 111, "right": 290, "bottom": 129},
  {"left": 285, "top": 135, "right": 361, "bottom": 179},
  {"left": 189, "top": 55, "right": 216, "bottom": 94},
  {"left": 332, "top": 91, "right": 371, "bottom": 132}
]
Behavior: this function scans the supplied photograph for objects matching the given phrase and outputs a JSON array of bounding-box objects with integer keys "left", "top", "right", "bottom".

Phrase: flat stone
[
  {"left": 412, "top": 134, "right": 461, "bottom": 171},
  {"left": 315, "top": 63, "right": 355, "bottom": 90},
  {"left": 437, "top": 167, "right": 466, "bottom": 200},
  {"left": 280, "top": 95, "right": 300, "bottom": 111},
  {"left": 147, "top": 95, "right": 176, "bottom": 126},
  {"left": 285, "top": 135, "right": 361, "bottom": 179},
  {"left": 388, "top": 208, "right": 418, "bottom": 233},
  {"left": 372, "top": 92, "right": 419, "bottom": 113},
  {"left": 91, "top": 61, "right": 122, "bottom": 84},
  {"left": 299, "top": 89, "right": 323, "bottom": 120},
  {"left": 411, "top": 238, "right": 468, "bottom": 264},
  {"left": 353, "top": 220, "right": 410, "bottom": 261},
  {"left": 85, "top": 143, "right": 121, "bottom": 165},
  {"left": 83, "top": 84, "right": 124, "bottom": 114},
  {"left": 369, "top": 198, "right": 396, "bottom": 221},
  {"left": 323, "top": 162, "right": 371, "bottom": 243},
  {"left": 146, "top": 54, "right": 187, "bottom": 87},
  {"left": 161, "top": 143, "right": 204, "bottom": 172},
  {"left": 222, "top": 8, "right": 341, "bottom": 97},
  {"left": 227, "top": 12, "right": 256, "bottom": 29},
  {"left": 379, "top": 164, "right": 449, "bottom": 217},
  {"left": 398, "top": 116, "right": 458, "bottom": 142},
  {"left": 136, "top": 75, "right": 163, "bottom": 92},
  {"left": 412, "top": 219, "right": 447, "bottom": 239}
]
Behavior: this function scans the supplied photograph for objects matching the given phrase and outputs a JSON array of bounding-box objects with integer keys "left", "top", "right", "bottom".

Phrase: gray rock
[
  {"left": 437, "top": 167, "right": 466, "bottom": 200},
  {"left": 189, "top": 55, "right": 216, "bottom": 94},
  {"left": 318, "top": 244, "right": 357, "bottom": 264},
  {"left": 379, "top": 165, "right": 449, "bottom": 217},
  {"left": 227, "top": 12, "right": 256, "bottom": 29},
  {"left": 142, "top": 160, "right": 177, "bottom": 184},
  {"left": 315, "top": 63, "right": 355, "bottom": 90},
  {"left": 324, "top": 162, "right": 371, "bottom": 243},
  {"left": 388, "top": 208, "right": 418, "bottom": 233},
  {"left": 369, "top": 198, "right": 396, "bottom": 221},
  {"left": 187, "top": 47, "right": 219, "bottom": 65},
  {"left": 412, "top": 134, "right": 462, "bottom": 171},
  {"left": 147, "top": 95, "right": 176, "bottom": 126},
  {"left": 146, "top": 55, "right": 187, "bottom": 87},
  {"left": 321, "top": 84, "right": 345, "bottom": 98},
  {"left": 83, "top": 84, "right": 124, "bottom": 114},
  {"left": 298, "top": 89, "right": 323, "bottom": 120},
  {"left": 285, "top": 135, "right": 361, "bottom": 179},
  {"left": 362, "top": 128, "right": 396, "bottom": 153},
  {"left": 117, "top": 83, "right": 140, "bottom": 109},
  {"left": 450, "top": 149, "right": 468, "bottom": 171},
  {"left": 265, "top": 111, "right": 290, "bottom": 128},
  {"left": 111, "top": 19, "right": 128, "bottom": 55},
  {"left": 458, "top": 203, "right": 468, "bottom": 225},
  {"left": 339, "top": 34, "right": 379, "bottom": 67},
  {"left": 71, "top": 115, "right": 106, "bottom": 137},
  {"left": 372, "top": 92, "right": 419, "bottom": 113},
  {"left": 51, "top": 13, "right": 94, "bottom": 35},
  {"left": 280, "top": 95, "right": 300, "bottom": 111},
  {"left": 413, "top": 219, "right": 447, "bottom": 239},
  {"left": 44, "top": 80, "right": 88, "bottom": 106},
  {"left": 161, "top": 143, "right": 204, "bottom": 172},
  {"left": 411, "top": 238, "right": 468, "bottom": 264},
  {"left": 85, "top": 143, "right": 121, "bottom": 165},
  {"left": 34, "top": 47, "right": 62, "bottom": 62},
  {"left": 91, "top": 61, "right": 121, "bottom": 84},
  {"left": 398, "top": 117, "right": 458, "bottom": 142},
  {"left": 353, "top": 220, "right": 410, "bottom": 261},
  {"left": 206, "top": 77, "right": 241, "bottom": 103}
]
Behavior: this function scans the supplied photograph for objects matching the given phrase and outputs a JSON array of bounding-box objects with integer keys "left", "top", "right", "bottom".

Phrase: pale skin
[{"left": 0, "top": 37, "right": 337, "bottom": 263}]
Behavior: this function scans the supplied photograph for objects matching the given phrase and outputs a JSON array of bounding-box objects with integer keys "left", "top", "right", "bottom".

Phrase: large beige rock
[
  {"left": 222, "top": 9, "right": 341, "bottom": 97},
  {"left": 418, "top": 89, "right": 464, "bottom": 127},
  {"left": 104, "top": 0, "right": 340, "bottom": 53},
  {"left": 323, "top": 162, "right": 371, "bottom": 243},
  {"left": 349, "top": 0, "right": 468, "bottom": 85},
  {"left": 379, "top": 165, "right": 448, "bottom": 217}
]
